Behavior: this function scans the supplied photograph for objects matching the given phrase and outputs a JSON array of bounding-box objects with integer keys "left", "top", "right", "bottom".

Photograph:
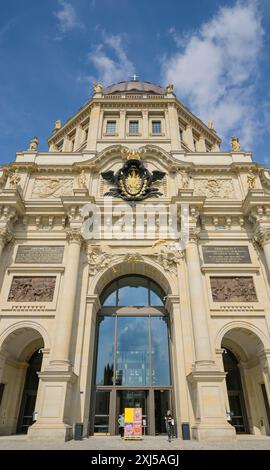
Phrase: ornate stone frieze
[
  {"left": 11, "top": 305, "right": 46, "bottom": 312},
  {"left": 87, "top": 242, "right": 184, "bottom": 276},
  {"left": 219, "top": 305, "right": 254, "bottom": 312},
  {"left": 210, "top": 276, "right": 257, "bottom": 302},
  {"left": 155, "top": 243, "right": 184, "bottom": 272},
  {"left": 31, "top": 178, "right": 73, "bottom": 198},
  {"left": 8, "top": 276, "right": 56, "bottom": 302},
  {"left": 87, "top": 245, "right": 113, "bottom": 275},
  {"left": 194, "top": 178, "right": 235, "bottom": 198}
]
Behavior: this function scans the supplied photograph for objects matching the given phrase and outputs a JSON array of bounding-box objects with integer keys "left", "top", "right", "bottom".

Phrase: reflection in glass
[
  {"left": 95, "top": 316, "right": 115, "bottom": 385},
  {"left": 102, "top": 281, "right": 117, "bottom": 306},
  {"left": 94, "top": 391, "right": 110, "bottom": 434},
  {"left": 150, "top": 281, "right": 164, "bottom": 306},
  {"left": 116, "top": 316, "right": 149, "bottom": 385},
  {"left": 118, "top": 276, "right": 148, "bottom": 306},
  {"left": 151, "top": 317, "right": 171, "bottom": 385},
  {"left": 100, "top": 276, "right": 165, "bottom": 307}
]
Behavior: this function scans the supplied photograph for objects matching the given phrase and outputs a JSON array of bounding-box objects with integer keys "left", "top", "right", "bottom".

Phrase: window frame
[
  {"left": 128, "top": 119, "right": 140, "bottom": 135},
  {"left": 151, "top": 120, "right": 162, "bottom": 135},
  {"left": 105, "top": 120, "right": 117, "bottom": 135}
]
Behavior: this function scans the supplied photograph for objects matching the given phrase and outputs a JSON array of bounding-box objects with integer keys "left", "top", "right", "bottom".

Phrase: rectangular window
[
  {"left": 106, "top": 120, "right": 116, "bottom": 134},
  {"left": 129, "top": 120, "right": 139, "bottom": 134},
  {"left": 152, "top": 121, "right": 161, "bottom": 134}
]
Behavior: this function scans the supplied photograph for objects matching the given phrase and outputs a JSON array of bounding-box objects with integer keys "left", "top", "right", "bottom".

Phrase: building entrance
[
  {"left": 91, "top": 275, "right": 174, "bottom": 436},
  {"left": 17, "top": 350, "right": 42, "bottom": 434},
  {"left": 223, "top": 348, "right": 249, "bottom": 433},
  {"left": 117, "top": 390, "right": 147, "bottom": 435}
]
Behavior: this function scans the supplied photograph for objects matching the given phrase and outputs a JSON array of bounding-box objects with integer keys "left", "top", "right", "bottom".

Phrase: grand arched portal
[{"left": 89, "top": 275, "right": 173, "bottom": 436}]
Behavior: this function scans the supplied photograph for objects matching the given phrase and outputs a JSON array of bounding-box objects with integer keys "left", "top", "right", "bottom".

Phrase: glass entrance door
[
  {"left": 154, "top": 390, "right": 172, "bottom": 434},
  {"left": 117, "top": 390, "right": 148, "bottom": 435}
]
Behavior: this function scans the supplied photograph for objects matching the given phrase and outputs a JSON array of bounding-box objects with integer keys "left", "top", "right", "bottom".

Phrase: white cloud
[
  {"left": 162, "top": 1, "right": 264, "bottom": 149},
  {"left": 87, "top": 32, "right": 134, "bottom": 86},
  {"left": 54, "top": 0, "right": 82, "bottom": 33}
]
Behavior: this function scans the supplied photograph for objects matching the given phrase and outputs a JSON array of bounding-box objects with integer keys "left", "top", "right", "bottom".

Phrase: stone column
[
  {"left": 51, "top": 229, "right": 83, "bottom": 366},
  {"left": 73, "top": 125, "right": 83, "bottom": 151},
  {"left": 183, "top": 125, "right": 195, "bottom": 151},
  {"left": 186, "top": 229, "right": 236, "bottom": 440},
  {"left": 168, "top": 104, "right": 181, "bottom": 150},
  {"left": 86, "top": 104, "right": 101, "bottom": 150},
  {"left": 119, "top": 110, "right": 126, "bottom": 139},
  {"left": 254, "top": 226, "right": 270, "bottom": 274},
  {"left": 197, "top": 135, "right": 206, "bottom": 152},
  {"left": 186, "top": 231, "right": 213, "bottom": 366},
  {"left": 142, "top": 109, "right": 148, "bottom": 139},
  {"left": 167, "top": 295, "right": 190, "bottom": 432},
  {"left": 28, "top": 228, "right": 83, "bottom": 441},
  {"left": 258, "top": 349, "right": 270, "bottom": 415},
  {"left": 0, "top": 351, "right": 6, "bottom": 383}
]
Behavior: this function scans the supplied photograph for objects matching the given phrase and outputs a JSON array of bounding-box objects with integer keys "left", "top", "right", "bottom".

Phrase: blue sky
[{"left": 0, "top": 0, "right": 269, "bottom": 165}]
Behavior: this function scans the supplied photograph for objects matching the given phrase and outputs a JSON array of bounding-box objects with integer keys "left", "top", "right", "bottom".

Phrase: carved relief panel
[
  {"left": 8, "top": 277, "right": 56, "bottom": 302},
  {"left": 194, "top": 178, "right": 235, "bottom": 198},
  {"left": 210, "top": 276, "right": 257, "bottom": 302},
  {"left": 31, "top": 177, "right": 73, "bottom": 198}
]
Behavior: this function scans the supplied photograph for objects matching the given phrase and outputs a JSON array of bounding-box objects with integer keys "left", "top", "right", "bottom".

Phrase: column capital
[
  {"left": 189, "top": 228, "right": 200, "bottom": 243},
  {"left": 66, "top": 228, "right": 84, "bottom": 245},
  {"left": 253, "top": 225, "right": 270, "bottom": 247},
  {"left": 0, "top": 226, "right": 13, "bottom": 246}
]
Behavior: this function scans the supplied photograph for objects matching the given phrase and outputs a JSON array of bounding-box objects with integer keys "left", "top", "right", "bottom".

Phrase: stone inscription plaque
[
  {"left": 210, "top": 277, "right": 257, "bottom": 302},
  {"left": 15, "top": 246, "right": 64, "bottom": 264},
  {"left": 8, "top": 277, "right": 56, "bottom": 302},
  {"left": 203, "top": 246, "right": 251, "bottom": 264}
]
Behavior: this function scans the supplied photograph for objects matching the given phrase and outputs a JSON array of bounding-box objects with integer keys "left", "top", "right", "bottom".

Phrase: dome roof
[{"left": 104, "top": 80, "right": 165, "bottom": 95}]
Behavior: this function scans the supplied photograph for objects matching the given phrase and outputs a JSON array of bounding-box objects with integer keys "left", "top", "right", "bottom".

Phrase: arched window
[
  {"left": 100, "top": 275, "right": 165, "bottom": 307},
  {"left": 95, "top": 276, "right": 170, "bottom": 387}
]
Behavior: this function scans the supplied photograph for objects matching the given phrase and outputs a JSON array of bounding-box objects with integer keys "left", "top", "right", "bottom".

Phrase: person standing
[{"left": 164, "top": 410, "right": 174, "bottom": 442}]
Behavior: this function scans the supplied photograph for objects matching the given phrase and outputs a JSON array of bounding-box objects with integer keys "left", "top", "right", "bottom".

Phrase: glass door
[
  {"left": 154, "top": 390, "right": 172, "bottom": 434},
  {"left": 94, "top": 390, "right": 111, "bottom": 434},
  {"left": 117, "top": 390, "right": 148, "bottom": 435}
]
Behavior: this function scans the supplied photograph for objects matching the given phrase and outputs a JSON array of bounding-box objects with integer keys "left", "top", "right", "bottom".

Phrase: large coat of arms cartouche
[{"left": 101, "top": 151, "right": 166, "bottom": 202}]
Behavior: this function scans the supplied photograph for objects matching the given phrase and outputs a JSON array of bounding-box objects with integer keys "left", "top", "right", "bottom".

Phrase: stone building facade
[{"left": 0, "top": 80, "right": 270, "bottom": 441}]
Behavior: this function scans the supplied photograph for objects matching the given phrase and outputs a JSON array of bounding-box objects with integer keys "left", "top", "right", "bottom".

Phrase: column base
[
  {"left": 191, "top": 424, "right": 236, "bottom": 441},
  {"left": 27, "top": 423, "right": 73, "bottom": 441},
  {"left": 188, "top": 366, "right": 236, "bottom": 441}
]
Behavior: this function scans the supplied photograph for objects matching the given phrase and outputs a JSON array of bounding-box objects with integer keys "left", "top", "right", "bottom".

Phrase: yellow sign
[{"left": 124, "top": 407, "right": 143, "bottom": 440}]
